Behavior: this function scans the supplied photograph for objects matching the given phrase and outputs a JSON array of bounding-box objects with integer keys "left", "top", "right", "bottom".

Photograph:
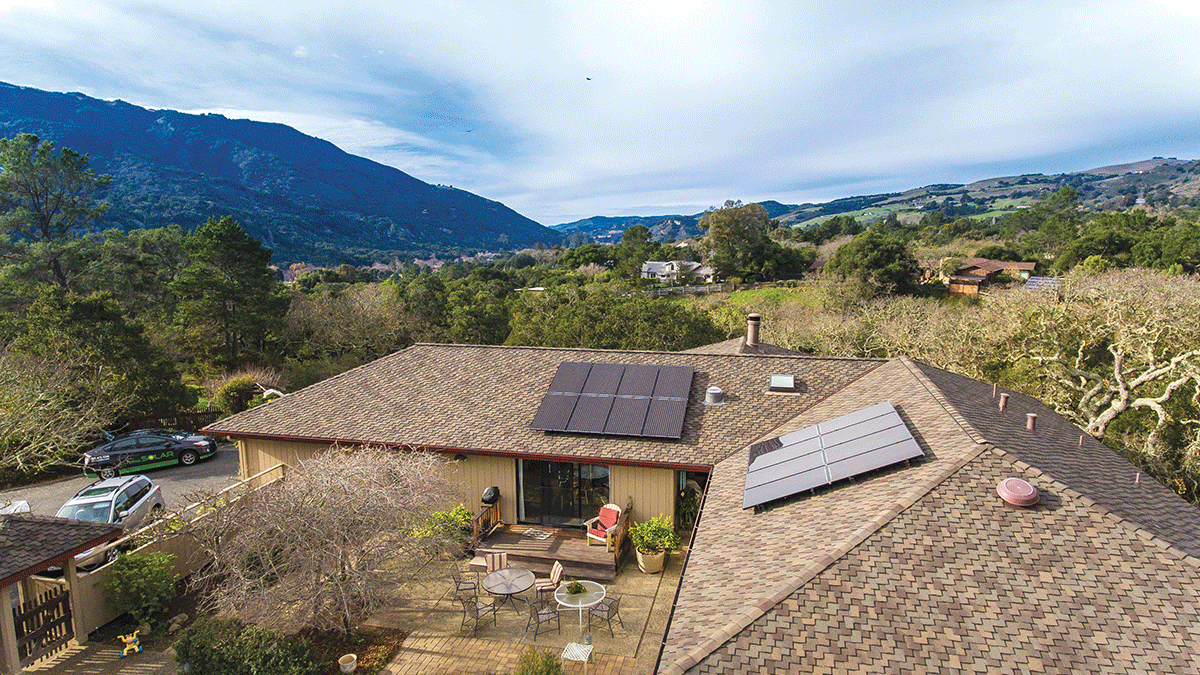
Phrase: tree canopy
[{"left": 0, "top": 134, "right": 110, "bottom": 286}]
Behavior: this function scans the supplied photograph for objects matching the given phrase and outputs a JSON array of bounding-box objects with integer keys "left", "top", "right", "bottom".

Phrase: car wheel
[
  {"left": 104, "top": 547, "right": 119, "bottom": 565},
  {"left": 150, "top": 503, "right": 165, "bottom": 519},
  {"left": 179, "top": 450, "right": 198, "bottom": 466},
  {"left": 99, "top": 467, "right": 117, "bottom": 479}
]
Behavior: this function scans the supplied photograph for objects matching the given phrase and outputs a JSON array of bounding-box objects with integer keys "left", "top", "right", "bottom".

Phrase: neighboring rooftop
[{"left": 0, "top": 514, "right": 122, "bottom": 586}]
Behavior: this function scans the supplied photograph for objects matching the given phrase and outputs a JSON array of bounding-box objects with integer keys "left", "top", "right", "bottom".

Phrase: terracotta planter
[{"left": 636, "top": 548, "right": 666, "bottom": 574}]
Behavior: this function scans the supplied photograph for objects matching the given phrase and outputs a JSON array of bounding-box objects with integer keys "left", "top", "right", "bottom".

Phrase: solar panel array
[
  {"left": 531, "top": 362, "right": 694, "bottom": 439},
  {"left": 742, "top": 401, "right": 923, "bottom": 509}
]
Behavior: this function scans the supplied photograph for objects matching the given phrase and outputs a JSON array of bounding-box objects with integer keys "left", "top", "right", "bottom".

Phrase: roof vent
[
  {"left": 704, "top": 386, "right": 725, "bottom": 405},
  {"left": 746, "top": 313, "right": 761, "bottom": 347},
  {"left": 997, "top": 477, "right": 1039, "bottom": 506},
  {"left": 768, "top": 374, "right": 795, "bottom": 392}
]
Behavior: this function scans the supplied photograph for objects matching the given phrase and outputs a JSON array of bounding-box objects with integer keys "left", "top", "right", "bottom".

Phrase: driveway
[{"left": 0, "top": 444, "right": 241, "bottom": 516}]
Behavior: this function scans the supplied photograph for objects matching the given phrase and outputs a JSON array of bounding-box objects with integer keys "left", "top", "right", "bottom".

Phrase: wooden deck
[{"left": 473, "top": 524, "right": 622, "bottom": 582}]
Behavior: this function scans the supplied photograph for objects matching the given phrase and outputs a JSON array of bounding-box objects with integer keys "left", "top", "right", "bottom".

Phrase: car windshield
[{"left": 56, "top": 501, "right": 112, "bottom": 523}]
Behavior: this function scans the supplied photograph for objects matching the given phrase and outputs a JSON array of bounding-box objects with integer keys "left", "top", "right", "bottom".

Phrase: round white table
[
  {"left": 482, "top": 567, "right": 534, "bottom": 612},
  {"left": 554, "top": 580, "right": 606, "bottom": 626}
]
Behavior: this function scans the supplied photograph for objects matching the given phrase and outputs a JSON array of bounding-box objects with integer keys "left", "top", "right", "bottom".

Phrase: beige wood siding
[
  {"left": 454, "top": 454, "right": 518, "bottom": 524},
  {"left": 238, "top": 439, "right": 330, "bottom": 479},
  {"left": 238, "top": 439, "right": 678, "bottom": 525},
  {"left": 610, "top": 465, "right": 676, "bottom": 523}
]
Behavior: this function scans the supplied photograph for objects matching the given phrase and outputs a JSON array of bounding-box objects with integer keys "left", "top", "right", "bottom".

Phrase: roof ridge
[
  {"left": 897, "top": 356, "right": 988, "bottom": 444},
  {"left": 411, "top": 342, "right": 888, "bottom": 362},
  {"left": 659, "top": 441, "right": 992, "bottom": 675},
  {"left": 986, "top": 445, "right": 1200, "bottom": 570}
]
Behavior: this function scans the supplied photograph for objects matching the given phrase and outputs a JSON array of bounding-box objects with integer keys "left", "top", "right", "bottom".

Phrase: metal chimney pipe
[
  {"left": 999, "top": 393, "right": 1009, "bottom": 412},
  {"left": 746, "top": 313, "right": 761, "bottom": 347},
  {"left": 1026, "top": 413, "right": 1037, "bottom": 431}
]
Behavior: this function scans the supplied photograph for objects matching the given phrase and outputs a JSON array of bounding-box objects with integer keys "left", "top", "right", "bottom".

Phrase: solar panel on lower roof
[
  {"left": 742, "top": 401, "right": 923, "bottom": 509},
  {"left": 531, "top": 361, "right": 693, "bottom": 438}
]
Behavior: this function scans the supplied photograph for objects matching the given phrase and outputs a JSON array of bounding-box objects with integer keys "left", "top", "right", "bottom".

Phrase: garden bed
[{"left": 302, "top": 627, "right": 410, "bottom": 675}]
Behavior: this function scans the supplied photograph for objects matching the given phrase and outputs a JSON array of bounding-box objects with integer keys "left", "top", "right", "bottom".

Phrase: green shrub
[
  {"left": 629, "top": 514, "right": 681, "bottom": 554},
  {"left": 415, "top": 504, "right": 473, "bottom": 538},
  {"left": 514, "top": 645, "right": 564, "bottom": 675},
  {"left": 213, "top": 375, "right": 258, "bottom": 415},
  {"left": 101, "top": 551, "right": 178, "bottom": 626},
  {"left": 174, "top": 617, "right": 325, "bottom": 675}
]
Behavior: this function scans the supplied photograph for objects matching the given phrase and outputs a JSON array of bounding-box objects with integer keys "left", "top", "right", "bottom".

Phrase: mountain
[
  {"left": 0, "top": 82, "right": 562, "bottom": 264},
  {"left": 554, "top": 158, "right": 1200, "bottom": 242}
]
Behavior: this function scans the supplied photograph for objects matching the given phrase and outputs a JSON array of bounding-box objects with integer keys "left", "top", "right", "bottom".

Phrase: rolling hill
[
  {"left": 0, "top": 82, "right": 563, "bottom": 264},
  {"left": 553, "top": 158, "right": 1200, "bottom": 243}
]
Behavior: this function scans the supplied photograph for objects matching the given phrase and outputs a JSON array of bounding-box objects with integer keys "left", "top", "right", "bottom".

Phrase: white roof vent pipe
[
  {"left": 705, "top": 386, "right": 725, "bottom": 405},
  {"left": 746, "top": 313, "right": 761, "bottom": 347}
]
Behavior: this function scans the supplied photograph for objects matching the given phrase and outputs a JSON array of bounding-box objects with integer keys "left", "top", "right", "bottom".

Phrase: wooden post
[
  {"left": 66, "top": 557, "right": 87, "bottom": 645},
  {"left": 0, "top": 584, "right": 20, "bottom": 675}
]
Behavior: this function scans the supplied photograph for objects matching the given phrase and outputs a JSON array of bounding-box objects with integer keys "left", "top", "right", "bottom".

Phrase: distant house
[
  {"left": 945, "top": 257, "right": 1036, "bottom": 296},
  {"left": 641, "top": 260, "right": 716, "bottom": 284}
]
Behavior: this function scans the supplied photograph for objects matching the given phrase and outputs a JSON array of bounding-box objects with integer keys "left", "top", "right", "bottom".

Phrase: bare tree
[
  {"left": 0, "top": 343, "right": 125, "bottom": 472},
  {"left": 183, "top": 446, "right": 460, "bottom": 635}
]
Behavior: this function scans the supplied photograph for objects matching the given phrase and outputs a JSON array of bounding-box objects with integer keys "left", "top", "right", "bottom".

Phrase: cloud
[{"left": 1, "top": 0, "right": 1199, "bottom": 224}]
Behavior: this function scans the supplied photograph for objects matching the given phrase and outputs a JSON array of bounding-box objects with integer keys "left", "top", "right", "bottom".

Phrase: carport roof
[{"left": 0, "top": 514, "right": 122, "bottom": 587}]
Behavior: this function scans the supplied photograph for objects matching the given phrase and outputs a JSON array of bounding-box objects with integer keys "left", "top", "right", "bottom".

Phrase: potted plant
[
  {"left": 629, "top": 515, "right": 680, "bottom": 574},
  {"left": 565, "top": 579, "right": 585, "bottom": 594}
]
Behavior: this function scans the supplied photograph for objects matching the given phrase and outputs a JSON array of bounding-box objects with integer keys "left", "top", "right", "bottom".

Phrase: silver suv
[{"left": 54, "top": 475, "right": 167, "bottom": 569}]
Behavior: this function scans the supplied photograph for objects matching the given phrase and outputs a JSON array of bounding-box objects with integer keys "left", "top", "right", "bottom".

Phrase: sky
[{"left": 2, "top": 1, "right": 1200, "bottom": 226}]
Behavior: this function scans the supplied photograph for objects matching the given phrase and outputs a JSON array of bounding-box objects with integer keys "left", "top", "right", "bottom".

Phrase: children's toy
[{"left": 118, "top": 630, "right": 142, "bottom": 658}]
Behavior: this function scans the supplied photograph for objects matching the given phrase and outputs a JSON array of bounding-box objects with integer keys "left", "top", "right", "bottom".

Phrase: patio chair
[
  {"left": 533, "top": 560, "right": 564, "bottom": 598},
  {"left": 526, "top": 598, "right": 561, "bottom": 638},
  {"left": 584, "top": 504, "right": 622, "bottom": 550},
  {"left": 588, "top": 595, "right": 624, "bottom": 637},
  {"left": 485, "top": 551, "right": 509, "bottom": 573},
  {"left": 450, "top": 565, "right": 478, "bottom": 602},
  {"left": 459, "top": 597, "right": 497, "bottom": 636}
]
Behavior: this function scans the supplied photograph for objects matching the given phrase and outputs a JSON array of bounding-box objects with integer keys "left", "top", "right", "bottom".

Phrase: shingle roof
[
  {"left": 910, "top": 361, "right": 1200, "bottom": 557},
  {"left": 681, "top": 337, "right": 803, "bottom": 357},
  {"left": 206, "top": 344, "right": 882, "bottom": 468},
  {"left": 689, "top": 449, "right": 1200, "bottom": 674},
  {"left": 0, "top": 514, "right": 122, "bottom": 586},
  {"left": 660, "top": 357, "right": 1200, "bottom": 674}
]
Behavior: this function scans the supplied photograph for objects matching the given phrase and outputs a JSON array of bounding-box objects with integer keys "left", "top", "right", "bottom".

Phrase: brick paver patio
[{"left": 369, "top": 551, "right": 684, "bottom": 675}]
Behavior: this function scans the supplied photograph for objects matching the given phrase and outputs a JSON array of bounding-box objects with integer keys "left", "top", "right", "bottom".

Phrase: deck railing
[
  {"left": 610, "top": 498, "right": 634, "bottom": 566},
  {"left": 471, "top": 500, "right": 501, "bottom": 549}
]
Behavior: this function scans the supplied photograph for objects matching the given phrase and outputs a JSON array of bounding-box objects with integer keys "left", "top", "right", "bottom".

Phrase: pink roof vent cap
[{"left": 997, "top": 477, "right": 1039, "bottom": 506}]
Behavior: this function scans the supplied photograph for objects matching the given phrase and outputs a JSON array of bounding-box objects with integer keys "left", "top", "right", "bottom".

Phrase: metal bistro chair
[
  {"left": 450, "top": 565, "right": 478, "bottom": 602},
  {"left": 526, "top": 598, "right": 561, "bottom": 638},
  {"left": 459, "top": 596, "right": 497, "bottom": 636},
  {"left": 588, "top": 595, "right": 624, "bottom": 637}
]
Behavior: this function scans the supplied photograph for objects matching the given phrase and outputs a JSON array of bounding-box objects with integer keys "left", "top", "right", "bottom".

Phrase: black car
[{"left": 83, "top": 429, "right": 219, "bottom": 479}]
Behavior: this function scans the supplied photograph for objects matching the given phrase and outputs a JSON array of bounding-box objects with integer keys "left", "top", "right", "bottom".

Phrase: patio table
[
  {"left": 482, "top": 567, "right": 534, "bottom": 612},
  {"left": 554, "top": 580, "right": 605, "bottom": 626}
]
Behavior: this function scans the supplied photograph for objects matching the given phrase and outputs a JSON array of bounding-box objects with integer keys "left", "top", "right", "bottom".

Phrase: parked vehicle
[
  {"left": 54, "top": 475, "right": 167, "bottom": 569},
  {"left": 84, "top": 429, "right": 219, "bottom": 479}
]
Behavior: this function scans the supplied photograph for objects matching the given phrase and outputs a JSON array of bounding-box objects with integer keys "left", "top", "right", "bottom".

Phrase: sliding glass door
[{"left": 518, "top": 460, "right": 610, "bottom": 527}]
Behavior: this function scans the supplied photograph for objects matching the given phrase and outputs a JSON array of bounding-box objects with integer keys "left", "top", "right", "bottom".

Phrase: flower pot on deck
[{"left": 636, "top": 548, "right": 666, "bottom": 574}]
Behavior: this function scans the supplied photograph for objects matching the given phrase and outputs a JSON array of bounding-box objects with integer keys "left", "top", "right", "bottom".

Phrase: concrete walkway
[{"left": 22, "top": 641, "right": 176, "bottom": 675}]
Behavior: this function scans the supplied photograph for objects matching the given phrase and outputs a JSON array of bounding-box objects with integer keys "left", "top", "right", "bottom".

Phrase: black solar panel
[
  {"left": 531, "top": 361, "right": 693, "bottom": 438},
  {"left": 742, "top": 401, "right": 923, "bottom": 509}
]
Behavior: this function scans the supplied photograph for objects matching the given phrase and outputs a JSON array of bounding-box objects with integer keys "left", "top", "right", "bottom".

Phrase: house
[
  {"left": 944, "top": 257, "right": 1036, "bottom": 296},
  {"left": 641, "top": 260, "right": 716, "bottom": 285},
  {"left": 206, "top": 315, "right": 1200, "bottom": 674}
]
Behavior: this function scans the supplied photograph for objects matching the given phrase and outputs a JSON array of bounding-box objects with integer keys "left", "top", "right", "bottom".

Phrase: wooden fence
[{"left": 64, "top": 463, "right": 287, "bottom": 638}]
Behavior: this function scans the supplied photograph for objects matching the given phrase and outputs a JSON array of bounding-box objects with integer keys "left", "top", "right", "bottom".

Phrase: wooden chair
[
  {"left": 525, "top": 598, "right": 561, "bottom": 638},
  {"left": 588, "top": 595, "right": 624, "bottom": 637},
  {"left": 485, "top": 551, "right": 508, "bottom": 573},
  {"left": 459, "top": 597, "right": 497, "bottom": 636},
  {"left": 534, "top": 560, "right": 564, "bottom": 598},
  {"left": 584, "top": 504, "right": 622, "bottom": 550}
]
